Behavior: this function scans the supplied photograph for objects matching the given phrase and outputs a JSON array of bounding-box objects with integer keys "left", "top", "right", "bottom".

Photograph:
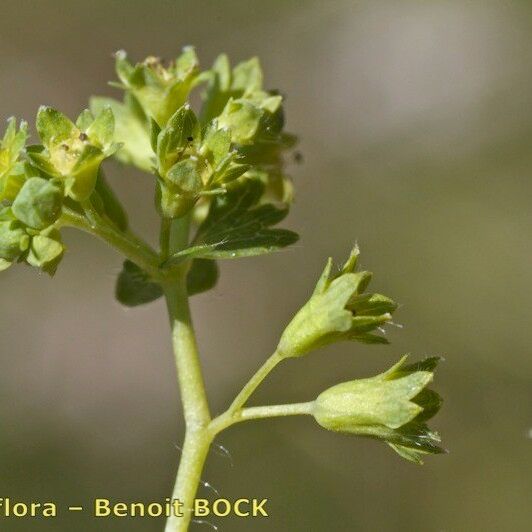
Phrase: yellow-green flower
[
  {"left": 277, "top": 247, "right": 397, "bottom": 358},
  {"left": 313, "top": 355, "right": 444, "bottom": 464}
]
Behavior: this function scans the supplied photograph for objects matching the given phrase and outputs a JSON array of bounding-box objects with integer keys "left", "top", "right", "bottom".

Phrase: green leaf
[
  {"left": 11, "top": 177, "right": 63, "bottom": 230},
  {"left": 90, "top": 97, "right": 153, "bottom": 172},
  {"left": 115, "top": 260, "right": 163, "bottom": 307},
  {"left": 116, "top": 257, "right": 219, "bottom": 308},
  {"left": 165, "top": 180, "right": 298, "bottom": 264},
  {"left": 187, "top": 259, "right": 219, "bottom": 296}
]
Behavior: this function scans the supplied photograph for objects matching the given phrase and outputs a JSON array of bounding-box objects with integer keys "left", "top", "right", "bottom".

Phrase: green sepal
[
  {"left": 90, "top": 96, "right": 153, "bottom": 172},
  {"left": 200, "top": 54, "right": 232, "bottom": 123},
  {"left": 86, "top": 107, "right": 115, "bottom": 148},
  {"left": 0, "top": 258, "right": 11, "bottom": 271},
  {"left": 157, "top": 104, "right": 200, "bottom": 176},
  {"left": 201, "top": 121, "right": 231, "bottom": 166},
  {"left": 231, "top": 57, "right": 263, "bottom": 95},
  {"left": 150, "top": 119, "right": 161, "bottom": 153},
  {"left": 217, "top": 99, "right": 264, "bottom": 145},
  {"left": 75, "top": 109, "right": 95, "bottom": 131},
  {"left": 25, "top": 145, "right": 60, "bottom": 177},
  {"left": 166, "top": 158, "right": 203, "bottom": 193},
  {"left": 26, "top": 227, "right": 64, "bottom": 275},
  {"left": 67, "top": 144, "right": 105, "bottom": 201},
  {"left": 11, "top": 177, "right": 63, "bottom": 230},
  {"left": 0, "top": 218, "right": 30, "bottom": 261},
  {"left": 36, "top": 106, "right": 76, "bottom": 147},
  {"left": 0, "top": 118, "right": 29, "bottom": 202},
  {"left": 200, "top": 55, "right": 265, "bottom": 123}
]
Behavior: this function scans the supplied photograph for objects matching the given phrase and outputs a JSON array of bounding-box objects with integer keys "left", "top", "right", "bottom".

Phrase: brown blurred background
[{"left": 1, "top": 1, "right": 531, "bottom": 530}]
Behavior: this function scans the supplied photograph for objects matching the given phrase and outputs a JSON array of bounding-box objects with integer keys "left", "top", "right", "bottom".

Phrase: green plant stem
[
  {"left": 210, "top": 401, "right": 314, "bottom": 435},
  {"left": 162, "top": 216, "right": 212, "bottom": 532},
  {"left": 63, "top": 203, "right": 304, "bottom": 531},
  {"left": 226, "top": 350, "right": 284, "bottom": 414},
  {"left": 160, "top": 216, "right": 172, "bottom": 261},
  {"left": 164, "top": 279, "right": 211, "bottom": 427},
  {"left": 164, "top": 428, "right": 213, "bottom": 532},
  {"left": 60, "top": 208, "right": 161, "bottom": 279}
]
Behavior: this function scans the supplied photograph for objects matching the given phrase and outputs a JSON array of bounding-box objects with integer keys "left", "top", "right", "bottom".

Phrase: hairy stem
[
  {"left": 163, "top": 216, "right": 211, "bottom": 532},
  {"left": 164, "top": 279, "right": 210, "bottom": 427},
  {"left": 164, "top": 428, "right": 213, "bottom": 532},
  {"left": 226, "top": 350, "right": 284, "bottom": 415},
  {"left": 160, "top": 216, "right": 172, "bottom": 261},
  {"left": 210, "top": 401, "right": 314, "bottom": 435},
  {"left": 60, "top": 208, "right": 160, "bottom": 279}
]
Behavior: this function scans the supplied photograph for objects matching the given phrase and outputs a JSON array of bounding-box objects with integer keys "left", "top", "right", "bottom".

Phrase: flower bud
[
  {"left": 277, "top": 247, "right": 397, "bottom": 358},
  {"left": 313, "top": 356, "right": 444, "bottom": 463}
]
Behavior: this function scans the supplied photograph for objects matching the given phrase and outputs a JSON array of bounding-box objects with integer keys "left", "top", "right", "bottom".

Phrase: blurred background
[{"left": 1, "top": 1, "right": 531, "bottom": 530}]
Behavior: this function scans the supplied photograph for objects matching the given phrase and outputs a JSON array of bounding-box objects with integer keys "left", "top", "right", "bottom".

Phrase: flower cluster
[
  {"left": 91, "top": 48, "right": 296, "bottom": 219},
  {"left": 0, "top": 48, "right": 298, "bottom": 275},
  {"left": 0, "top": 119, "right": 65, "bottom": 273},
  {"left": 0, "top": 106, "right": 120, "bottom": 274}
]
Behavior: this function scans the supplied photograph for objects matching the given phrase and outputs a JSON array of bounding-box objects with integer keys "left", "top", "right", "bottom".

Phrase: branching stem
[
  {"left": 226, "top": 350, "right": 284, "bottom": 414},
  {"left": 59, "top": 207, "right": 161, "bottom": 279},
  {"left": 60, "top": 200, "right": 307, "bottom": 532}
]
